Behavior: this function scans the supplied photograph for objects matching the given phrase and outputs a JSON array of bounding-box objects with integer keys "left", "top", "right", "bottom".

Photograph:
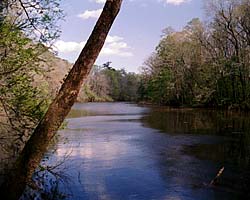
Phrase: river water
[{"left": 37, "top": 102, "right": 250, "bottom": 200}]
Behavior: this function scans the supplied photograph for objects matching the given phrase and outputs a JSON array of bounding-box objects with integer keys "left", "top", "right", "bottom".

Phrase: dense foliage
[
  {"left": 80, "top": 64, "right": 140, "bottom": 102},
  {"left": 139, "top": 0, "right": 250, "bottom": 109},
  {"left": 0, "top": 0, "right": 63, "bottom": 155},
  {"left": 0, "top": 22, "right": 49, "bottom": 137}
]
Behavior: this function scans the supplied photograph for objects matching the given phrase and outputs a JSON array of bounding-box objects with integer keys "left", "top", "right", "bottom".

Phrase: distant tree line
[
  {"left": 80, "top": 63, "right": 140, "bottom": 102},
  {"left": 138, "top": 0, "right": 250, "bottom": 110}
]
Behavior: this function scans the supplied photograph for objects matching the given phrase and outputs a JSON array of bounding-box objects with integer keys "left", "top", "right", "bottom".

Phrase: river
[{"left": 26, "top": 102, "right": 250, "bottom": 199}]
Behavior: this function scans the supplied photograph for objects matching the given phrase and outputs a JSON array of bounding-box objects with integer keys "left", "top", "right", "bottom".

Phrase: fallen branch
[{"left": 210, "top": 166, "right": 225, "bottom": 186}]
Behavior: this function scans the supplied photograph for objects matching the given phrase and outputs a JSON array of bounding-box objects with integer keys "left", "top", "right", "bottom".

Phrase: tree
[
  {"left": 82, "top": 65, "right": 140, "bottom": 102},
  {"left": 81, "top": 65, "right": 111, "bottom": 102},
  {"left": 0, "top": 0, "right": 123, "bottom": 199},
  {"left": 141, "top": 19, "right": 206, "bottom": 106},
  {"left": 0, "top": 0, "right": 63, "bottom": 43},
  {"left": 140, "top": 0, "right": 250, "bottom": 109},
  {"left": 0, "top": 0, "right": 63, "bottom": 163},
  {"left": 204, "top": 0, "right": 250, "bottom": 107}
]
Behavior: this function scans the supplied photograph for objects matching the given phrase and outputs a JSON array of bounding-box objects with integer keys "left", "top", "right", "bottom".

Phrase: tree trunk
[{"left": 0, "top": 0, "right": 123, "bottom": 199}]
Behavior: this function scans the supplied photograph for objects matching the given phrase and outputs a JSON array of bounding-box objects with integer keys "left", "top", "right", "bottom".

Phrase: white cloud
[
  {"left": 161, "top": 0, "right": 190, "bottom": 5},
  {"left": 90, "top": 0, "right": 106, "bottom": 4},
  {"left": 78, "top": 9, "right": 102, "bottom": 20},
  {"left": 102, "top": 38, "right": 133, "bottom": 57},
  {"left": 53, "top": 35, "right": 133, "bottom": 57},
  {"left": 53, "top": 40, "right": 86, "bottom": 53},
  {"left": 106, "top": 35, "right": 123, "bottom": 43}
]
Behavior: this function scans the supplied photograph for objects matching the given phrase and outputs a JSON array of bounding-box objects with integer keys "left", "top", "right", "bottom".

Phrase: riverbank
[{"left": 138, "top": 101, "right": 250, "bottom": 112}]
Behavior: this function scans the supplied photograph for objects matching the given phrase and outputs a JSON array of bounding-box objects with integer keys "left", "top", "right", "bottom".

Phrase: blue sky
[{"left": 54, "top": 0, "right": 204, "bottom": 72}]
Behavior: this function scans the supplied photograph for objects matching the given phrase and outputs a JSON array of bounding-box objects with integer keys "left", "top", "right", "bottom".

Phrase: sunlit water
[{"left": 39, "top": 102, "right": 250, "bottom": 199}]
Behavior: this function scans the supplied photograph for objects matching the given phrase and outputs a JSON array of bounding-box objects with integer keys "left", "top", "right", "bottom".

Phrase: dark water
[{"left": 39, "top": 103, "right": 250, "bottom": 200}]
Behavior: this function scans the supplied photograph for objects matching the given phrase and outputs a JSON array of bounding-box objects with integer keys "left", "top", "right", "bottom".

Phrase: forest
[
  {"left": 85, "top": 0, "right": 250, "bottom": 110},
  {"left": 1, "top": 0, "right": 250, "bottom": 199},
  {"left": 139, "top": 0, "right": 250, "bottom": 109},
  {"left": 80, "top": 63, "right": 140, "bottom": 102}
]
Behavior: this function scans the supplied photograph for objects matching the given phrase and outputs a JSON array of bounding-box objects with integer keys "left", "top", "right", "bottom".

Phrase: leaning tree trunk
[{"left": 0, "top": 0, "right": 123, "bottom": 199}]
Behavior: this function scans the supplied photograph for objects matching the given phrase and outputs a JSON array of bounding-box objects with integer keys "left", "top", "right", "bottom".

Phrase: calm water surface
[{"left": 42, "top": 102, "right": 250, "bottom": 200}]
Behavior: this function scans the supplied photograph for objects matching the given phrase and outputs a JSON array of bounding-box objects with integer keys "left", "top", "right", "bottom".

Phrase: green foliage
[
  {"left": 144, "top": 69, "right": 173, "bottom": 104},
  {"left": 82, "top": 65, "right": 140, "bottom": 102},
  {"left": 0, "top": 21, "right": 50, "bottom": 136},
  {"left": 103, "top": 68, "right": 120, "bottom": 100},
  {"left": 1, "top": 0, "right": 64, "bottom": 43},
  {"left": 0, "top": 0, "right": 63, "bottom": 151},
  {"left": 81, "top": 85, "right": 111, "bottom": 102},
  {"left": 139, "top": 0, "right": 250, "bottom": 110},
  {"left": 102, "top": 68, "right": 140, "bottom": 101}
]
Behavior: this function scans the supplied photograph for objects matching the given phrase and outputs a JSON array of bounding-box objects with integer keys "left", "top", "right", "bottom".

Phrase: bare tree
[{"left": 0, "top": 0, "right": 123, "bottom": 199}]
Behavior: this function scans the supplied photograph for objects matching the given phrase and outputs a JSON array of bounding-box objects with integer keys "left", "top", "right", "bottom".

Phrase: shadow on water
[
  {"left": 16, "top": 103, "right": 250, "bottom": 199},
  {"left": 142, "top": 107, "right": 250, "bottom": 197}
]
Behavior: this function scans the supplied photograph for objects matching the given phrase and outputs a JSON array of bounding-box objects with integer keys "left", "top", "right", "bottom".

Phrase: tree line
[
  {"left": 138, "top": 0, "right": 250, "bottom": 110},
  {"left": 80, "top": 63, "right": 140, "bottom": 102}
]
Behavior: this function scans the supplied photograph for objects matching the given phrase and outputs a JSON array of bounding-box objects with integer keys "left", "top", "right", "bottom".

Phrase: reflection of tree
[
  {"left": 142, "top": 109, "right": 218, "bottom": 134},
  {"left": 142, "top": 108, "right": 250, "bottom": 195},
  {"left": 20, "top": 150, "right": 72, "bottom": 200}
]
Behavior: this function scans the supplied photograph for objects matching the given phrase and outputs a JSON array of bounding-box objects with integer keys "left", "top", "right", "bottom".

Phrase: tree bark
[{"left": 0, "top": 0, "right": 123, "bottom": 199}]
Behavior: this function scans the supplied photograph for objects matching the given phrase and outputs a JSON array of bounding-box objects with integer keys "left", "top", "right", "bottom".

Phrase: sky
[{"left": 54, "top": 0, "right": 204, "bottom": 72}]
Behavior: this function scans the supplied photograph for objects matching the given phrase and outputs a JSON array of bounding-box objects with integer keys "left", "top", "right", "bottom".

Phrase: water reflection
[
  {"left": 142, "top": 107, "right": 250, "bottom": 196},
  {"left": 37, "top": 103, "right": 250, "bottom": 199}
]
